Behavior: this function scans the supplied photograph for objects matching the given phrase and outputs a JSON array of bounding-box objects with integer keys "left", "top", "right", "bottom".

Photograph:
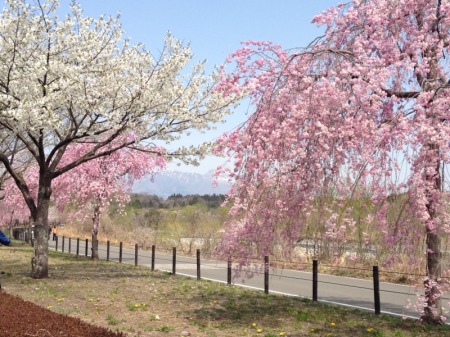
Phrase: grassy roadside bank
[{"left": 1, "top": 244, "right": 449, "bottom": 337}]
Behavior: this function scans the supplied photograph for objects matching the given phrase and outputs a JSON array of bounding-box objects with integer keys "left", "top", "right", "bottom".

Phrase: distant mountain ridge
[{"left": 132, "top": 170, "right": 231, "bottom": 198}]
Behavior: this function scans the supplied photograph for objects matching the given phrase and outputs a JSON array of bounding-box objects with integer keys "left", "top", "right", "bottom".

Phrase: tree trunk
[
  {"left": 31, "top": 181, "right": 52, "bottom": 279},
  {"left": 91, "top": 230, "right": 99, "bottom": 261},
  {"left": 423, "top": 229, "right": 442, "bottom": 323},
  {"left": 422, "top": 144, "right": 443, "bottom": 324},
  {"left": 91, "top": 205, "right": 100, "bottom": 261}
]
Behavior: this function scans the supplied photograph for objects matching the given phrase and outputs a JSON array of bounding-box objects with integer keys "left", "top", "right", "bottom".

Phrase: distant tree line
[{"left": 129, "top": 193, "right": 225, "bottom": 209}]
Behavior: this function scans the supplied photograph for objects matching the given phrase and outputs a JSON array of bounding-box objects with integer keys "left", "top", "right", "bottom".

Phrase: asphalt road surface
[{"left": 49, "top": 237, "right": 450, "bottom": 320}]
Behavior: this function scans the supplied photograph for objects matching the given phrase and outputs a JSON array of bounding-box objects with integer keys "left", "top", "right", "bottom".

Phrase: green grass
[
  {"left": 156, "top": 325, "right": 174, "bottom": 332},
  {"left": 105, "top": 314, "right": 124, "bottom": 326},
  {"left": 1, "top": 245, "right": 450, "bottom": 337}
]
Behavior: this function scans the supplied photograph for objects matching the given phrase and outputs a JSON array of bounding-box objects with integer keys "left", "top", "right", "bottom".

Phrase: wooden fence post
[
  {"left": 119, "top": 242, "right": 123, "bottom": 263},
  {"left": 264, "top": 256, "right": 269, "bottom": 294},
  {"left": 106, "top": 240, "right": 110, "bottom": 261},
  {"left": 313, "top": 260, "right": 318, "bottom": 302},
  {"left": 172, "top": 247, "right": 176, "bottom": 275},
  {"left": 373, "top": 266, "right": 381, "bottom": 315},
  {"left": 196, "top": 249, "right": 201, "bottom": 280},
  {"left": 227, "top": 257, "right": 232, "bottom": 285},
  {"left": 135, "top": 244, "right": 138, "bottom": 266},
  {"left": 151, "top": 245, "right": 155, "bottom": 271}
]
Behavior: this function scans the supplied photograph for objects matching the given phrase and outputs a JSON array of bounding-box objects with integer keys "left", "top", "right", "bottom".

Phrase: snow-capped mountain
[{"left": 132, "top": 170, "right": 231, "bottom": 198}]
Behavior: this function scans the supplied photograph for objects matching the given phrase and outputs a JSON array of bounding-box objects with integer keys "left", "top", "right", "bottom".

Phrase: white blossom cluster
[{"left": 0, "top": 0, "right": 239, "bottom": 167}]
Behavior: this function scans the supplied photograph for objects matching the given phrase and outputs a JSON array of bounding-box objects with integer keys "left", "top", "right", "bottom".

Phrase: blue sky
[{"left": 5, "top": 0, "right": 342, "bottom": 173}]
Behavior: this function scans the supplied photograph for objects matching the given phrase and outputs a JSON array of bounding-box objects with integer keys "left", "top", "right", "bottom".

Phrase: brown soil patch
[{"left": 0, "top": 290, "right": 125, "bottom": 337}]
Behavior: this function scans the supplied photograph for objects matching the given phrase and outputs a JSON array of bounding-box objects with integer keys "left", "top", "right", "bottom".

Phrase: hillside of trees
[{"left": 128, "top": 193, "right": 225, "bottom": 209}]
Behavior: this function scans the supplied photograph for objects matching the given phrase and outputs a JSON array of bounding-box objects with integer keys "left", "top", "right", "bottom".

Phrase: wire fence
[{"left": 31, "top": 234, "right": 450, "bottom": 319}]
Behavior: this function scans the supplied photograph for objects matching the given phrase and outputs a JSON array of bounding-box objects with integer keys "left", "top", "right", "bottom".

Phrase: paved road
[{"left": 49, "top": 237, "right": 450, "bottom": 320}]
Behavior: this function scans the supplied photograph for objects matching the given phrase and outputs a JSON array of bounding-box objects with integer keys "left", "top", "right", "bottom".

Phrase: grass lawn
[{"left": 1, "top": 243, "right": 449, "bottom": 337}]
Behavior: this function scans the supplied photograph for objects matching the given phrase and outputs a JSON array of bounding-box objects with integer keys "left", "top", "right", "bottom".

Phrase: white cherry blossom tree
[{"left": 0, "top": 0, "right": 238, "bottom": 278}]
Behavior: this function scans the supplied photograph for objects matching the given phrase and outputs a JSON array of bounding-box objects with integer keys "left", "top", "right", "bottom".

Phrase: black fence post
[
  {"left": 119, "top": 242, "right": 123, "bottom": 263},
  {"left": 68, "top": 238, "right": 71, "bottom": 254},
  {"left": 85, "top": 239, "right": 88, "bottom": 257},
  {"left": 106, "top": 240, "right": 110, "bottom": 261},
  {"left": 264, "top": 256, "right": 269, "bottom": 294},
  {"left": 62, "top": 236, "right": 65, "bottom": 253},
  {"left": 373, "top": 266, "right": 381, "bottom": 315},
  {"left": 55, "top": 236, "right": 58, "bottom": 251},
  {"left": 172, "top": 247, "right": 176, "bottom": 275},
  {"left": 76, "top": 238, "right": 79, "bottom": 256},
  {"left": 196, "top": 249, "right": 201, "bottom": 280},
  {"left": 151, "top": 245, "right": 155, "bottom": 271},
  {"left": 227, "top": 257, "right": 232, "bottom": 285},
  {"left": 313, "top": 259, "right": 318, "bottom": 303},
  {"left": 135, "top": 244, "right": 138, "bottom": 266}
]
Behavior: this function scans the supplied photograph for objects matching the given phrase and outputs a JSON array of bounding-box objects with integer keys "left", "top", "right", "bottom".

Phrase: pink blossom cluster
[
  {"left": 1, "top": 136, "right": 166, "bottom": 233},
  {"left": 215, "top": 0, "right": 450, "bottom": 321}
]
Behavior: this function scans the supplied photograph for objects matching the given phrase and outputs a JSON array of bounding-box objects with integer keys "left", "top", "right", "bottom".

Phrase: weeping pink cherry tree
[
  {"left": 0, "top": 139, "right": 165, "bottom": 256},
  {"left": 216, "top": 0, "right": 450, "bottom": 323},
  {"left": 52, "top": 139, "right": 166, "bottom": 260}
]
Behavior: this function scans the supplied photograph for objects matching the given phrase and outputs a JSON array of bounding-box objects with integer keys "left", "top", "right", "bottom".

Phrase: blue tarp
[{"left": 0, "top": 230, "right": 11, "bottom": 246}]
